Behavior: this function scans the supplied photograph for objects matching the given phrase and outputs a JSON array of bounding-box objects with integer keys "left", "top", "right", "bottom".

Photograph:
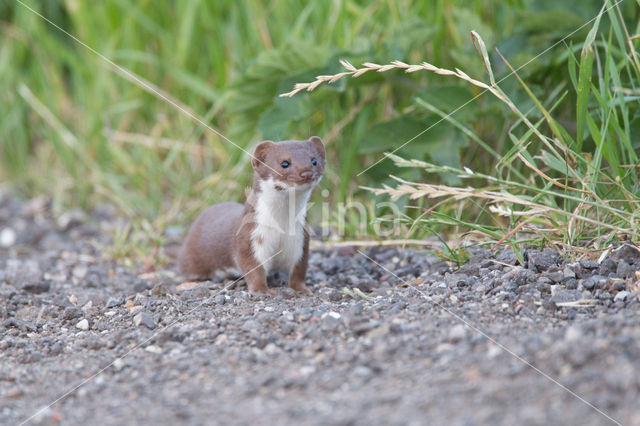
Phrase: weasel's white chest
[{"left": 250, "top": 180, "right": 310, "bottom": 274}]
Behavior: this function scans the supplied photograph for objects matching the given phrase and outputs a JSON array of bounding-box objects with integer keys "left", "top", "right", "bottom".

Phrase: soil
[{"left": 1, "top": 191, "right": 639, "bottom": 426}]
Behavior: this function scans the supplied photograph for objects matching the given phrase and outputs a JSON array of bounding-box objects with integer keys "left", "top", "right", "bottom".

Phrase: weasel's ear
[
  {"left": 308, "top": 136, "right": 325, "bottom": 160},
  {"left": 252, "top": 140, "right": 275, "bottom": 170}
]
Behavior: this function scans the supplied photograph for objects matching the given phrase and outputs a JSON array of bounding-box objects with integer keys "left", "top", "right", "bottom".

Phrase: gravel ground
[{"left": 1, "top": 191, "right": 639, "bottom": 426}]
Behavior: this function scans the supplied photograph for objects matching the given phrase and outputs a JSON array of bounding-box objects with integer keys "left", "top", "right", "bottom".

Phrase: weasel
[{"left": 177, "top": 136, "right": 326, "bottom": 294}]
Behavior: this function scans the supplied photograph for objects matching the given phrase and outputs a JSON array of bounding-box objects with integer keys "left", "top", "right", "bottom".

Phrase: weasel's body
[{"left": 178, "top": 137, "right": 325, "bottom": 294}]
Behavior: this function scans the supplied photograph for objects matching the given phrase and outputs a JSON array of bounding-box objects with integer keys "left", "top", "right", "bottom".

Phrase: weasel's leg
[
  {"left": 235, "top": 219, "right": 275, "bottom": 295},
  {"left": 243, "top": 265, "right": 274, "bottom": 295},
  {"left": 289, "top": 230, "right": 311, "bottom": 294}
]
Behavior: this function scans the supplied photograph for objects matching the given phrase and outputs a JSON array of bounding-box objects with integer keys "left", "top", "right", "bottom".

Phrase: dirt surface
[{"left": 1, "top": 191, "right": 640, "bottom": 426}]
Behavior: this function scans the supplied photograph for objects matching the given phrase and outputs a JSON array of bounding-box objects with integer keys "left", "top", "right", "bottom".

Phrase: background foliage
[{"left": 0, "top": 0, "right": 638, "bottom": 255}]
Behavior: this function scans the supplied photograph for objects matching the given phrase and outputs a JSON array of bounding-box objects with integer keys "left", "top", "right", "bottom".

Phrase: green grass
[
  {"left": 363, "top": 2, "right": 640, "bottom": 258},
  {"left": 0, "top": 0, "right": 638, "bottom": 261}
]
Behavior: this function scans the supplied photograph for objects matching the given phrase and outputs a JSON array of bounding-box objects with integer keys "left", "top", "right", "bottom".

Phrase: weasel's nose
[{"left": 299, "top": 170, "right": 313, "bottom": 180}]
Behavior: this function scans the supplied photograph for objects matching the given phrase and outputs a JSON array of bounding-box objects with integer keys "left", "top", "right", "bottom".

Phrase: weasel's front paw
[
  {"left": 249, "top": 285, "right": 277, "bottom": 296},
  {"left": 290, "top": 283, "right": 311, "bottom": 295}
]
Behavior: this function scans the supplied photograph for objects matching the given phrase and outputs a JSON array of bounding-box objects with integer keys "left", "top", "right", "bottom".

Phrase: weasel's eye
[
  {"left": 311, "top": 157, "right": 317, "bottom": 166},
  {"left": 281, "top": 160, "right": 290, "bottom": 168}
]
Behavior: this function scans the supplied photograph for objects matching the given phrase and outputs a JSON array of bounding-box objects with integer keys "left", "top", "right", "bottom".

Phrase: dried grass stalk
[{"left": 279, "top": 59, "right": 495, "bottom": 98}]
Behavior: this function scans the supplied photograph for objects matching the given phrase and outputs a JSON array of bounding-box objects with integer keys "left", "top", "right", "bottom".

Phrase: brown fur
[{"left": 177, "top": 202, "right": 244, "bottom": 277}]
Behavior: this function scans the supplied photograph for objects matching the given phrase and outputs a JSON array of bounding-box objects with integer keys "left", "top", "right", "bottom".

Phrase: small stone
[
  {"left": 585, "top": 275, "right": 608, "bottom": 290},
  {"left": 448, "top": 324, "right": 467, "bottom": 343},
  {"left": 353, "top": 365, "right": 372, "bottom": 378},
  {"left": 6, "top": 386, "right": 22, "bottom": 398},
  {"left": 614, "top": 291, "right": 631, "bottom": 302},
  {"left": 328, "top": 289, "right": 342, "bottom": 302},
  {"left": 105, "top": 297, "right": 123, "bottom": 308},
  {"left": 20, "top": 281, "right": 50, "bottom": 294},
  {"left": 0, "top": 227, "right": 16, "bottom": 247},
  {"left": 242, "top": 319, "right": 259, "bottom": 332},
  {"left": 63, "top": 307, "right": 83, "bottom": 320},
  {"left": 144, "top": 345, "right": 162, "bottom": 354},
  {"left": 27, "top": 352, "right": 42, "bottom": 363},
  {"left": 57, "top": 209, "right": 86, "bottom": 230},
  {"left": 264, "top": 343, "right": 280, "bottom": 355},
  {"left": 544, "top": 269, "right": 564, "bottom": 283},
  {"left": 564, "top": 278, "right": 578, "bottom": 290},
  {"left": 133, "top": 280, "right": 152, "bottom": 293},
  {"left": 282, "top": 311, "right": 294, "bottom": 322},
  {"left": 579, "top": 260, "right": 599, "bottom": 269},
  {"left": 562, "top": 267, "right": 576, "bottom": 280},
  {"left": 76, "top": 319, "right": 89, "bottom": 331},
  {"left": 527, "top": 249, "right": 561, "bottom": 272},
  {"left": 5, "top": 259, "right": 42, "bottom": 285},
  {"left": 150, "top": 284, "right": 170, "bottom": 298},
  {"left": 368, "top": 324, "right": 391, "bottom": 338},
  {"left": 72, "top": 264, "right": 88, "bottom": 280},
  {"left": 616, "top": 261, "right": 635, "bottom": 279},
  {"left": 215, "top": 295, "right": 226, "bottom": 305},
  {"left": 176, "top": 281, "right": 201, "bottom": 291},
  {"left": 445, "top": 273, "right": 469, "bottom": 287},
  {"left": 133, "top": 312, "right": 155, "bottom": 329},
  {"left": 112, "top": 359, "right": 125, "bottom": 371},
  {"left": 49, "top": 341, "right": 63, "bottom": 356},
  {"left": 321, "top": 315, "right": 343, "bottom": 331},
  {"left": 350, "top": 320, "right": 378, "bottom": 335},
  {"left": 496, "top": 250, "right": 518, "bottom": 266},
  {"left": 188, "top": 286, "right": 210, "bottom": 299},
  {"left": 326, "top": 311, "right": 341, "bottom": 320},
  {"left": 582, "top": 277, "right": 597, "bottom": 290},
  {"left": 549, "top": 289, "right": 583, "bottom": 304},
  {"left": 598, "top": 258, "right": 617, "bottom": 275}
]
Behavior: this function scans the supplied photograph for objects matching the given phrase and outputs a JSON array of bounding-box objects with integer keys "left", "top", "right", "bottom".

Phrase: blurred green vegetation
[{"left": 0, "top": 0, "right": 638, "bottom": 253}]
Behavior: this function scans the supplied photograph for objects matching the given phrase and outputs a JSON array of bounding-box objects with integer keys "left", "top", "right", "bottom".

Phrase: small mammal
[{"left": 178, "top": 136, "right": 326, "bottom": 294}]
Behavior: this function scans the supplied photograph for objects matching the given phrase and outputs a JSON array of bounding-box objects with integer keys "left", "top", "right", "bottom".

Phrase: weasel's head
[{"left": 251, "top": 136, "right": 326, "bottom": 191}]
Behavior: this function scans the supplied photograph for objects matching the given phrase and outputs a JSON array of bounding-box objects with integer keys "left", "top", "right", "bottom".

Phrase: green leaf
[
  {"left": 575, "top": 3, "right": 602, "bottom": 149},
  {"left": 359, "top": 114, "right": 467, "bottom": 184}
]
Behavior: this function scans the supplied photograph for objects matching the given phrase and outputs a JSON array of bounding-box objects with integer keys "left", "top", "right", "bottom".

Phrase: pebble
[
  {"left": 151, "top": 284, "right": 170, "bottom": 298},
  {"left": 527, "top": 249, "right": 561, "bottom": 271},
  {"left": 616, "top": 261, "right": 636, "bottom": 279},
  {"left": 133, "top": 312, "right": 155, "bottom": 329},
  {"left": 242, "top": 320, "right": 260, "bottom": 331},
  {"left": 133, "top": 280, "right": 152, "bottom": 293},
  {"left": 549, "top": 290, "right": 583, "bottom": 304},
  {"left": 76, "top": 319, "right": 89, "bottom": 331},
  {"left": 5, "top": 259, "right": 42, "bottom": 285},
  {"left": 326, "top": 311, "right": 341, "bottom": 320},
  {"left": 448, "top": 324, "right": 467, "bottom": 343},
  {"left": 4, "top": 318, "right": 36, "bottom": 332},
  {"left": 0, "top": 227, "right": 16, "bottom": 247},
  {"left": 49, "top": 341, "right": 63, "bottom": 356},
  {"left": 614, "top": 291, "right": 631, "bottom": 303},
  {"left": 545, "top": 270, "right": 564, "bottom": 283},
  {"left": 72, "top": 264, "right": 88, "bottom": 280},
  {"left": 445, "top": 273, "right": 469, "bottom": 287},
  {"left": 63, "top": 307, "right": 83, "bottom": 320},
  {"left": 353, "top": 365, "right": 373, "bottom": 378},
  {"left": 145, "top": 345, "right": 162, "bottom": 354},
  {"left": 20, "top": 281, "right": 50, "bottom": 294},
  {"left": 105, "top": 297, "right": 123, "bottom": 308},
  {"left": 176, "top": 281, "right": 201, "bottom": 291},
  {"left": 562, "top": 267, "right": 576, "bottom": 280},
  {"left": 215, "top": 294, "right": 226, "bottom": 305},
  {"left": 579, "top": 260, "right": 599, "bottom": 269}
]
